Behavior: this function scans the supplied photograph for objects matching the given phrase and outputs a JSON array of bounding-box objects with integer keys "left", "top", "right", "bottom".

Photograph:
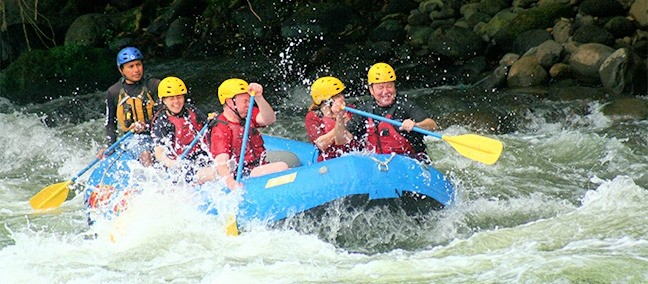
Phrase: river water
[{"left": 1, "top": 78, "right": 647, "bottom": 282}]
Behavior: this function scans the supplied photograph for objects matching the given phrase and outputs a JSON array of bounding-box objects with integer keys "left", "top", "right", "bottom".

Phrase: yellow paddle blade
[
  {"left": 29, "top": 181, "right": 72, "bottom": 210},
  {"left": 225, "top": 215, "right": 239, "bottom": 236},
  {"left": 442, "top": 134, "right": 503, "bottom": 165}
]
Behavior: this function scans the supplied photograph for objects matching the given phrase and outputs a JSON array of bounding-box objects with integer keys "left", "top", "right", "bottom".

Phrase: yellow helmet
[
  {"left": 367, "top": 62, "right": 396, "bottom": 84},
  {"left": 218, "top": 78, "right": 249, "bottom": 105},
  {"left": 311, "top": 76, "right": 345, "bottom": 105},
  {"left": 158, "top": 76, "right": 187, "bottom": 99}
]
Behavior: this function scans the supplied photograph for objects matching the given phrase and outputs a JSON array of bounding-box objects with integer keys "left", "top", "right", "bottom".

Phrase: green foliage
[{"left": 0, "top": 45, "right": 116, "bottom": 105}]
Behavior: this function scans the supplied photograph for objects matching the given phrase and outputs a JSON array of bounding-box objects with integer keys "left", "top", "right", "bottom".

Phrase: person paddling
[
  {"left": 209, "top": 78, "right": 288, "bottom": 190},
  {"left": 98, "top": 47, "right": 160, "bottom": 167},
  {"left": 151, "top": 76, "right": 216, "bottom": 184},
  {"left": 347, "top": 62, "right": 438, "bottom": 159},
  {"left": 305, "top": 76, "right": 360, "bottom": 161}
]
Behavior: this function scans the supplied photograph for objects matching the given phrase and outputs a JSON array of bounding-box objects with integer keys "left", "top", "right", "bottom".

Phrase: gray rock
[
  {"left": 64, "top": 14, "right": 113, "bottom": 47},
  {"left": 513, "top": 29, "right": 552, "bottom": 55},
  {"left": 630, "top": 0, "right": 648, "bottom": 27},
  {"left": 572, "top": 24, "right": 615, "bottom": 46},
  {"left": 602, "top": 98, "right": 648, "bottom": 120},
  {"left": 568, "top": 43, "right": 615, "bottom": 85},
  {"left": 549, "top": 63, "right": 571, "bottom": 79},
  {"left": 478, "top": 9, "right": 519, "bottom": 39},
  {"left": 165, "top": 17, "right": 193, "bottom": 49},
  {"left": 579, "top": 0, "right": 625, "bottom": 17},
  {"left": 499, "top": 53, "right": 520, "bottom": 66},
  {"left": 552, "top": 18, "right": 573, "bottom": 43},
  {"left": 599, "top": 48, "right": 648, "bottom": 96},
  {"left": 507, "top": 56, "right": 549, "bottom": 87},
  {"left": 477, "top": 65, "right": 509, "bottom": 89},
  {"left": 528, "top": 40, "right": 563, "bottom": 68},
  {"left": 493, "top": 3, "right": 575, "bottom": 51},
  {"left": 603, "top": 16, "right": 636, "bottom": 38}
]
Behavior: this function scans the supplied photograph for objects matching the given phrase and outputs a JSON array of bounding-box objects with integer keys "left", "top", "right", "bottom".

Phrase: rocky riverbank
[{"left": 1, "top": 0, "right": 646, "bottom": 131}]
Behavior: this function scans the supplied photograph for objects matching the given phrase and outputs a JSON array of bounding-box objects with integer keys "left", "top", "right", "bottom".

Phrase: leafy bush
[{"left": 0, "top": 45, "right": 116, "bottom": 104}]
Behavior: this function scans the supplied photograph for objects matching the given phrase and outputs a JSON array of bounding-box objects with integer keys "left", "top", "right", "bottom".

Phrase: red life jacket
[
  {"left": 308, "top": 111, "right": 358, "bottom": 162},
  {"left": 211, "top": 111, "right": 267, "bottom": 170},
  {"left": 365, "top": 114, "right": 415, "bottom": 156},
  {"left": 167, "top": 109, "right": 203, "bottom": 156}
]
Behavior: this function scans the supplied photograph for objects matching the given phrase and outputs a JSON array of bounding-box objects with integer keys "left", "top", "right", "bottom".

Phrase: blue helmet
[{"left": 116, "top": 47, "right": 143, "bottom": 67}]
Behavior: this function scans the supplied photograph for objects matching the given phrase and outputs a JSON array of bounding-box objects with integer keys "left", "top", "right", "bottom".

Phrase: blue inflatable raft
[{"left": 84, "top": 135, "right": 455, "bottom": 225}]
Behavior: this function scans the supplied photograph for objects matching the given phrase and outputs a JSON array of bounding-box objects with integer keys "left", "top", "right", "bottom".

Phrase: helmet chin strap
[{"left": 227, "top": 98, "right": 246, "bottom": 123}]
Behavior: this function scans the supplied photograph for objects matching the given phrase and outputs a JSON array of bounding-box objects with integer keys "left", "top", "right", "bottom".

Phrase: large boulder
[
  {"left": 567, "top": 43, "right": 615, "bottom": 85},
  {"left": 599, "top": 48, "right": 648, "bottom": 96},
  {"left": 527, "top": 39, "right": 563, "bottom": 69},
  {"left": 571, "top": 25, "right": 615, "bottom": 46},
  {"left": 603, "top": 16, "right": 636, "bottom": 38},
  {"left": 513, "top": 29, "right": 552, "bottom": 55},
  {"left": 629, "top": 0, "right": 648, "bottom": 27},
  {"left": 164, "top": 17, "right": 194, "bottom": 57},
  {"left": 551, "top": 18, "right": 573, "bottom": 43},
  {"left": 64, "top": 14, "right": 113, "bottom": 47},
  {"left": 492, "top": 3, "right": 574, "bottom": 51},
  {"left": 602, "top": 97, "right": 648, "bottom": 120},
  {"left": 477, "top": 9, "right": 519, "bottom": 40},
  {"left": 507, "top": 55, "right": 548, "bottom": 87}
]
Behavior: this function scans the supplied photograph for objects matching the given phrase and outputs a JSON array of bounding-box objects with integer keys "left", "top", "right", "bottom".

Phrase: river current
[{"left": 1, "top": 81, "right": 647, "bottom": 282}]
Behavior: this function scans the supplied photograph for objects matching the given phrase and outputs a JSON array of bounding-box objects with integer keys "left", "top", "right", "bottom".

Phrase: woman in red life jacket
[
  {"left": 209, "top": 78, "right": 288, "bottom": 190},
  {"left": 305, "top": 76, "right": 359, "bottom": 161},
  {"left": 151, "top": 76, "right": 216, "bottom": 184},
  {"left": 347, "top": 63, "right": 438, "bottom": 158}
]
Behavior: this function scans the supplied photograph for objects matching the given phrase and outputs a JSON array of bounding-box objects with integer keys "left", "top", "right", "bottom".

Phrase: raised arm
[{"left": 248, "top": 83, "right": 276, "bottom": 126}]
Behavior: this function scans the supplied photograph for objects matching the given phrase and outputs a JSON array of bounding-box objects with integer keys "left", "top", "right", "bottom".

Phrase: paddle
[
  {"left": 343, "top": 106, "right": 503, "bottom": 165},
  {"left": 179, "top": 122, "right": 210, "bottom": 159},
  {"left": 222, "top": 91, "right": 257, "bottom": 237},
  {"left": 235, "top": 93, "right": 256, "bottom": 181},
  {"left": 174, "top": 117, "right": 238, "bottom": 236},
  {"left": 29, "top": 131, "right": 135, "bottom": 210}
]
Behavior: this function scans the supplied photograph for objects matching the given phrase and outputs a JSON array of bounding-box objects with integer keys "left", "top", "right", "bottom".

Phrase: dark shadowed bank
[{"left": 0, "top": 0, "right": 646, "bottom": 132}]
